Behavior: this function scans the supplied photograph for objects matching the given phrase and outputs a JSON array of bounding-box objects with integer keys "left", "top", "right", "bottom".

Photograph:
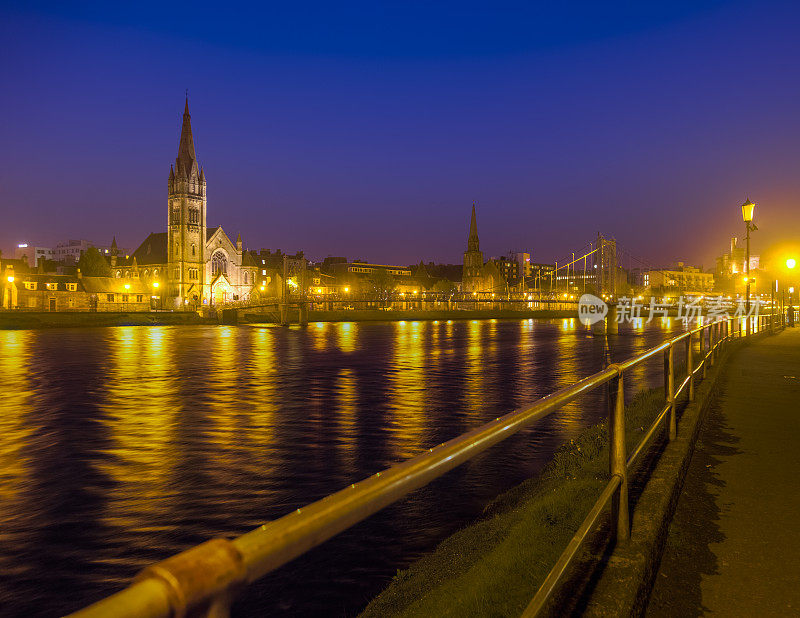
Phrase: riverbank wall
[
  {"left": 244, "top": 308, "right": 578, "bottom": 323},
  {"left": 0, "top": 311, "right": 210, "bottom": 329}
]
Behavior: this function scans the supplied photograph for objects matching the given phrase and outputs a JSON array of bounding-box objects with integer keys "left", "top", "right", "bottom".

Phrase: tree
[
  {"left": 433, "top": 279, "right": 457, "bottom": 295},
  {"left": 78, "top": 246, "right": 111, "bottom": 277},
  {"left": 369, "top": 268, "right": 396, "bottom": 298}
]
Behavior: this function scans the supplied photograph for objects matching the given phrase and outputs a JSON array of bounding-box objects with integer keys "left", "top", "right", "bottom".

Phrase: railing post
[
  {"left": 700, "top": 323, "right": 707, "bottom": 379},
  {"left": 608, "top": 368, "right": 629, "bottom": 542},
  {"left": 687, "top": 332, "right": 694, "bottom": 401},
  {"left": 667, "top": 343, "right": 676, "bottom": 439},
  {"left": 710, "top": 322, "right": 716, "bottom": 366}
]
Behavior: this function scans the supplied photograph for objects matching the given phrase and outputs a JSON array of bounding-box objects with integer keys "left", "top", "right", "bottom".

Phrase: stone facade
[
  {"left": 116, "top": 99, "right": 258, "bottom": 308},
  {"left": 1, "top": 262, "right": 150, "bottom": 312}
]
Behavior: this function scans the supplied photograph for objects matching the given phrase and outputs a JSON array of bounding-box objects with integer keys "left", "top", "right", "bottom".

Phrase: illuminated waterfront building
[{"left": 115, "top": 98, "right": 258, "bottom": 307}]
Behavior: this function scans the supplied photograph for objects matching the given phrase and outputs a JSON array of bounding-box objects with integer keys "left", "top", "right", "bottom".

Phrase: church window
[
  {"left": 211, "top": 251, "right": 227, "bottom": 276},
  {"left": 175, "top": 242, "right": 180, "bottom": 256},
  {"left": 106, "top": 294, "right": 114, "bottom": 302},
  {"left": 115, "top": 270, "right": 121, "bottom": 278},
  {"left": 192, "top": 243, "right": 196, "bottom": 256},
  {"left": 171, "top": 207, "right": 180, "bottom": 225},
  {"left": 189, "top": 208, "right": 199, "bottom": 225},
  {"left": 153, "top": 269, "right": 159, "bottom": 277},
  {"left": 124, "top": 270, "right": 130, "bottom": 278},
  {"left": 174, "top": 268, "right": 180, "bottom": 279},
  {"left": 143, "top": 269, "right": 149, "bottom": 277},
  {"left": 136, "top": 295, "right": 143, "bottom": 303},
  {"left": 122, "top": 294, "right": 129, "bottom": 303}
]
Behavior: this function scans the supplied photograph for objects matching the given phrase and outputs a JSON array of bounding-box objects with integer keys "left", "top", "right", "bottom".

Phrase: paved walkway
[{"left": 647, "top": 328, "right": 800, "bottom": 616}]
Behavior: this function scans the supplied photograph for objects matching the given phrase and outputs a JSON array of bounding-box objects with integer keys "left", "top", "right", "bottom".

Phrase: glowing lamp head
[
  {"left": 787, "top": 258, "right": 797, "bottom": 270},
  {"left": 124, "top": 283, "right": 130, "bottom": 290},
  {"left": 7, "top": 276, "right": 14, "bottom": 283},
  {"left": 343, "top": 287, "right": 349, "bottom": 293},
  {"left": 316, "top": 288, "right": 322, "bottom": 294},
  {"left": 153, "top": 281, "right": 159, "bottom": 288},
  {"left": 741, "top": 198, "right": 756, "bottom": 223}
]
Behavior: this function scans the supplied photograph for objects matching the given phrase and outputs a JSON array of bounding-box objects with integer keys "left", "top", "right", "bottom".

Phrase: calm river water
[{"left": 0, "top": 318, "right": 688, "bottom": 617}]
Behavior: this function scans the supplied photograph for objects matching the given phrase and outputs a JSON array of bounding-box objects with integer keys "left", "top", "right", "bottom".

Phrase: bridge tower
[{"left": 596, "top": 233, "right": 618, "bottom": 297}]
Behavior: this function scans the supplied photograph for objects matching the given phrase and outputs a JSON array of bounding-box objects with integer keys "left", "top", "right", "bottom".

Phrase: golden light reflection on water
[
  {"left": 205, "top": 327, "right": 250, "bottom": 463},
  {"left": 388, "top": 321, "right": 428, "bottom": 460},
  {"left": 0, "top": 331, "right": 33, "bottom": 506},
  {"left": 98, "top": 327, "right": 178, "bottom": 525},
  {"left": 312, "top": 321, "right": 329, "bottom": 352},
  {"left": 248, "top": 327, "right": 277, "bottom": 445},
  {"left": 336, "top": 367, "right": 358, "bottom": 476},
  {"left": 335, "top": 322, "right": 356, "bottom": 353},
  {"left": 463, "top": 319, "right": 486, "bottom": 421}
]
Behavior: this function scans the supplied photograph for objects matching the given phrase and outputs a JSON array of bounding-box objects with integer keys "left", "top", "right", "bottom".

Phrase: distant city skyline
[{"left": 2, "top": 1, "right": 800, "bottom": 268}]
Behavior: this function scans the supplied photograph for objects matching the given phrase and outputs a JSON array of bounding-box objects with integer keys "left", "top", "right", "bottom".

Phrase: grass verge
[{"left": 359, "top": 387, "right": 668, "bottom": 618}]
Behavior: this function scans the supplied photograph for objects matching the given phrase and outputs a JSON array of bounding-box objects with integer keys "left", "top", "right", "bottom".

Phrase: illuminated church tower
[
  {"left": 167, "top": 97, "right": 207, "bottom": 305},
  {"left": 462, "top": 203, "right": 484, "bottom": 292}
]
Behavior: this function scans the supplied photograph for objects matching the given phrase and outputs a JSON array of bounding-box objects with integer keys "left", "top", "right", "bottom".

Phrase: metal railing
[{"left": 70, "top": 312, "right": 780, "bottom": 618}]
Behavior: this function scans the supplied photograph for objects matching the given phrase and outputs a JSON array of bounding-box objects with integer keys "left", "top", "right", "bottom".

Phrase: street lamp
[
  {"left": 741, "top": 199, "right": 757, "bottom": 335},
  {"left": 787, "top": 259, "right": 797, "bottom": 327},
  {"left": 153, "top": 281, "right": 161, "bottom": 310}
]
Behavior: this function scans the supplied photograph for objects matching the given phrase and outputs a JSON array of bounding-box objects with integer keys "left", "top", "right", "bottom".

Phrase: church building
[
  {"left": 461, "top": 204, "right": 504, "bottom": 295},
  {"left": 114, "top": 99, "right": 257, "bottom": 307}
]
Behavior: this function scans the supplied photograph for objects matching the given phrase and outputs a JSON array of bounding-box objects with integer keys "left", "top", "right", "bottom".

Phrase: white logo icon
[{"left": 578, "top": 294, "right": 608, "bottom": 325}]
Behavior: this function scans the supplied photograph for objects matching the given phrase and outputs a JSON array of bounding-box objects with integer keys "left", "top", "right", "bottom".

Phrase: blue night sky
[{"left": 2, "top": 1, "right": 799, "bottom": 268}]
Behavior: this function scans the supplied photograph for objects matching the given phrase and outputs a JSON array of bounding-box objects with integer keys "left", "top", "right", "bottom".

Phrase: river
[{"left": 0, "top": 318, "right": 687, "bottom": 617}]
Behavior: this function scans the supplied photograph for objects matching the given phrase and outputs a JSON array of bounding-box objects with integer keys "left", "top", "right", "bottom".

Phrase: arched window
[
  {"left": 211, "top": 251, "right": 227, "bottom": 277},
  {"left": 115, "top": 270, "right": 121, "bottom": 278},
  {"left": 192, "top": 243, "right": 196, "bottom": 256}
]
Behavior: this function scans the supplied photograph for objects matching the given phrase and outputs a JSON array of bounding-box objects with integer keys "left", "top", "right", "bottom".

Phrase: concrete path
[{"left": 647, "top": 328, "right": 800, "bottom": 616}]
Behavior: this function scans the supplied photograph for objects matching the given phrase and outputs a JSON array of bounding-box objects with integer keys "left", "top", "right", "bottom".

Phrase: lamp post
[
  {"left": 153, "top": 281, "right": 161, "bottom": 311},
  {"left": 788, "top": 257, "right": 797, "bottom": 327},
  {"left": 741, "top": 199, "right": 756, "bottom": 335},
  {"left": 784, "top": 259, "right": 796, "bottom": 327},
  {"left": 4, "top": 276, "right": 14, "bottom": 310}
]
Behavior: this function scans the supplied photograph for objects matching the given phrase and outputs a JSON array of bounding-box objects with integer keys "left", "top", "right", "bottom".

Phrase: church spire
[
  {"left": 175, "top": 95, "right": 198, "bottom": 178},
  {"left": 467, "top": 202, "right": 480, "bottom": 253}
]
